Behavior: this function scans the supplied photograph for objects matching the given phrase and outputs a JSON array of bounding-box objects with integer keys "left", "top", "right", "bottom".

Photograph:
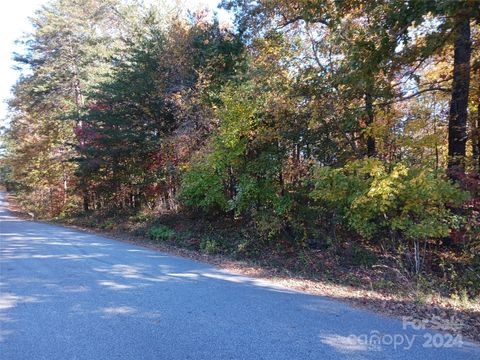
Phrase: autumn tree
[{"left": 4, "top": 0, "right": 126, "bottom": 215}]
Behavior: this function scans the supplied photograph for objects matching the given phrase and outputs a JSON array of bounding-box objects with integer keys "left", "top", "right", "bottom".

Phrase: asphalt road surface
[{"left": 0, "top": 192, "right": 479, "bottom": 359}]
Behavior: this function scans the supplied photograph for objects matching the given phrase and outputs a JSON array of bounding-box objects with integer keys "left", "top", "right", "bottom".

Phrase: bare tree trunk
[
  {"left": 473, "top": 75, "right": 480, "bottom": 173},
  {"left": 477, "top": 98, "right": 480, "bottom": 173},
  {"left": 448, "top": 17, "right": 471, "bottom": 178},
  {"left": 227, "top": 166, "right": 236, "bottom": 200},
  {"left": 83, "top": 191, "right": 89, "bottom": 211},
  {"left": 67, "top": 35, "right": 89, "bottom": 212},
  {"left": 432, "top": 92, "right": 439, "bottom": 177},
  {"left": 365, "top": 91, "right": 376, "bottom": 157},
  {"left": 63, "top": 177, "right": 68, "bottom": 205},
  {"left": 61, "top": 162, "right": 68, "bottom": 205}
]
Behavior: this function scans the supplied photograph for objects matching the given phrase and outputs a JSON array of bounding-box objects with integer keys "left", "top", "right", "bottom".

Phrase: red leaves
[{"left": 74, "top": 123, "right": 102, "bottom": 149}]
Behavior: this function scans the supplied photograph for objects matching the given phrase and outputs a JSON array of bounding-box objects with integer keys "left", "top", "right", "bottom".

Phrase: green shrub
[
  {"left": 101, "top": 219, "right": 116, "bottom": 230},
  {"left": 179, "top": 83, "right": 261, "bottom": 214},
  {"left": 178, "top": 157, "right": 228, "bottom": 213},
  {"left": 148, "top": 225, "right": 176, "bottom": 241},
  {"left": 311, "top": 159, "right": 467, "bottom": 239},
  {"left": 200, "top": 236, "right": 219, "bottom": 254},
  {"left": 311, "top": 159, "right": 468, "bottom": 272}
]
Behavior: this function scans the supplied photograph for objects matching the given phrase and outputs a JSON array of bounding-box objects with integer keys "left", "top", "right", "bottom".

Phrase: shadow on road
[{"left": 1, "top": 198, "right": 479, "bottom": 359}]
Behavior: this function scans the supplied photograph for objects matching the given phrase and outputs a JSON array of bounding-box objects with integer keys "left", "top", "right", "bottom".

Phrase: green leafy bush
[
  {"left": 311, "top": 159, "right": 468, "bottom": 272},
  {"left": 200, "top": 236, "right": 219, "bottom": 254},
  {"left": 179, "top": 157, "right": 228, "bottom": 213},
  {"left": 311, "top": 159, "right": 467, "bottom": 239},
  {"left": 179, "top": 82, "right": 295, "bottom": 243},
  {"left": 179, "top": 82, "right": 261, "bottom": 214},
  {"left": 148, "top": 225, "right": 176, "bottom": 241},
  {"left": 100, "top": 219, "right": 116, "bottom": 230}
]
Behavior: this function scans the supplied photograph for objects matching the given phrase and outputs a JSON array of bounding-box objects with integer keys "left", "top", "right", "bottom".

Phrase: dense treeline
[{"left": 1, "top": 0, "right": 479, "bottom": 296}]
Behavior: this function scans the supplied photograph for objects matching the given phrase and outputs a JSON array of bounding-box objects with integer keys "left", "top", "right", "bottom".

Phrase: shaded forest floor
[{"left": 6, "top": 193, "right": 480, "bottom": 344}]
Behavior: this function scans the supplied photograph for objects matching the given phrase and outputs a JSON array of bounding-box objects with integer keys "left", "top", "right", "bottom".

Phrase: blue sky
[
  {"left": 0, "top": 0, "right": 226, "bottom": 127},
  {"left": 0, "top": 0, "right": 45, "bottom": 125}
]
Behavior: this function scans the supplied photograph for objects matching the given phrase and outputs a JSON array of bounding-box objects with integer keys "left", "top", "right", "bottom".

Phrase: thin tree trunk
[
  {"left": 447, "top": 17, "right": 471, "bottom": 178},
  {"left": 477, "top": 98, "right": 480, "bottom": 173},
  {"left": 433, "top": 93, "right": 439, "bottom": 177},
  {"left": 228, "top": 166, "right": 236, "bottom": 200},
  {"left": 67, "top": 35, "right": 89, "bottom": 211},
  {"left": 365, "top": 91, "right": 376, "bottom": 157},
  {"left": 83, "top": 191, "right": 89, "bottom": 211},
  {"left": 474, "top": 75, "right": 480, "bottom": 173},
  {"left": 62, "top": 163, "right": 68, "bottom": 205}
]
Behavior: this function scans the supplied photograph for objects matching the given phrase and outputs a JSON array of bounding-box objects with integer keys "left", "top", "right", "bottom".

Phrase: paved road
[{"left": 0, "top": 193, "right": 478, "bottom": 359}]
